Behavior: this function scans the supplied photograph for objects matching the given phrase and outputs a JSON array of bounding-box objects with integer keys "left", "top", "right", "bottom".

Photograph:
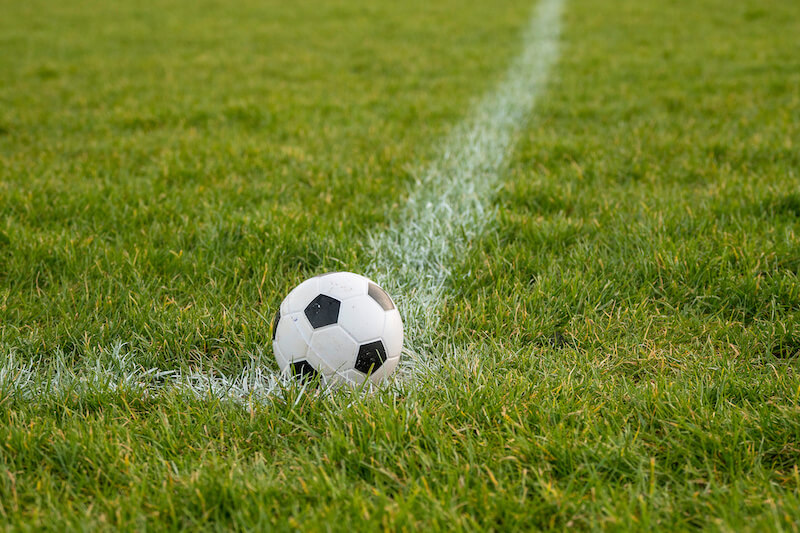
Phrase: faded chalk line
[{"left": 0, "top": 0, "right": 565, "bottom": 402}]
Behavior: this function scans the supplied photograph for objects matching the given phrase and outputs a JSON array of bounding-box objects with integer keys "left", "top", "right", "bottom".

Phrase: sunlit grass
[{"left": 1, "top": 0, "right": 799, "bottom": 529}]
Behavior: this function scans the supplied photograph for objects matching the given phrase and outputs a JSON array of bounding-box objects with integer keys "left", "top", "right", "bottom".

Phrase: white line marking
[
  {"left": 0, "top": 0, "right": 565, "bottom": 402},
  {"left": 371, "top": 0, "right": 564, "bottom": 353}
]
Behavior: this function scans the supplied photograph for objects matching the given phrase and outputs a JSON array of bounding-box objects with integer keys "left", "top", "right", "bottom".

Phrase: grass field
[{"left": 1, "top": 0, "right": 800, "bottom": 529}]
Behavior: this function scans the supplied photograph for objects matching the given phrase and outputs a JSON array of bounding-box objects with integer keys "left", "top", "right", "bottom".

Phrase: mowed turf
[{"left": 1, "top": 0, "right": 799, "bottom": 530}]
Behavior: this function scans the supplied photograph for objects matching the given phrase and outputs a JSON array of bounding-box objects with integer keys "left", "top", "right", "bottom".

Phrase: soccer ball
[{"left": 272, "top": 272, "right": 403, "bottom": 386}]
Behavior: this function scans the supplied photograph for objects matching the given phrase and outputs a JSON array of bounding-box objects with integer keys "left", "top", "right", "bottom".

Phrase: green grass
[{"left": 2, "top": 0, "right": 800, "bottom": 529}]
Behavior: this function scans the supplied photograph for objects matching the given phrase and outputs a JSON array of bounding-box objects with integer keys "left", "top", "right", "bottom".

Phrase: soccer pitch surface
[{"left": 1, "top": 0, "right": 800, "bottom": 529}]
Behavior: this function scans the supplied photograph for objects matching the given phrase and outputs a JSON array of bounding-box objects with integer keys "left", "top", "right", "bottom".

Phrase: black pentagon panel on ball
[
  {"left": 367, "top": 282, "right": 395, "bottom": 311},
  {"left": 290, "top": 360, "right": 319, "bottom": 382},
  {"left": 355, "top": 340, "right": 388, "bottom": 374},
  {"left": 272, "top": 310, "right": 280, "bottom": 341},
  {"left": 304, "top": 294, "right": 341, "bottom": 328}
]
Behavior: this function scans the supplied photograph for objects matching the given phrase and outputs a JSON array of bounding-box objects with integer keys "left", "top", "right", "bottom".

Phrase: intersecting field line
[{"left": 0, "top": 0, "right": 565, "bottom": 402}]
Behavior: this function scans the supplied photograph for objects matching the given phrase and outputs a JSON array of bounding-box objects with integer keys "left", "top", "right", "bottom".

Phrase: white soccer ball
[{"left": 272, "top": 272, "right": 403, "bottom": 386}]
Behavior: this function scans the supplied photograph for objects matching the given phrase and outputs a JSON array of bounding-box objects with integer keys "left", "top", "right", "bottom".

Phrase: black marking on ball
[
  {"left": 368, "top": 282, "right": 395, "bottom": 311},
  {"left": 272, "top": 310, "right": 280, "bottom": 341},
  {"left": 355, "top": 340, "right": 387, "bottom": 374},
  {"left": 304, "top": 294, "right": 341, "bottom": 328},
  {"left": 290, "top": 360, "right": 319, "bottom": 382}
]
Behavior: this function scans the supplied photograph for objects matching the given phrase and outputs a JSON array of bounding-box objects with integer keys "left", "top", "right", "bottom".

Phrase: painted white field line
[
  {"left": 370, "top": 0, "right": 564, "bottom": 356},
  {"left": 0, "top": 345, "right": 291, "bottom": 404},
  {"left": 0, "top": 0, "right": 564, "bottom": 403}
]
